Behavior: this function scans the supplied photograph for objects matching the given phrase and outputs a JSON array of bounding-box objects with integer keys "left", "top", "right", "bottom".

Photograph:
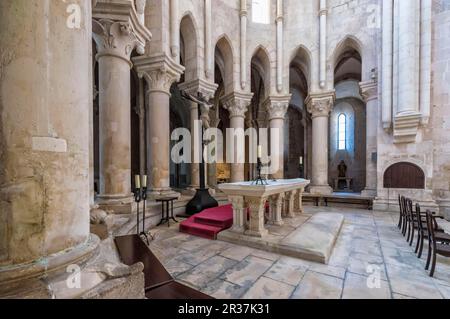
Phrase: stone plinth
[{"left": 218, "top": 212, "right": 344, "bottom": 264}]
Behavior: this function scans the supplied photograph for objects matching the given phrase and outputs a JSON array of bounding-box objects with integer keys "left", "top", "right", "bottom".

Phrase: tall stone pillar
[
  {"left": 221, "top": 92, "right": 253, "bottom": 183},
  {"left": 393, "top": 0, "right": 421, "bottom": 143},
  {"left": 178, "top": 79, "right": 218, "bottom": 192},
  {"left": 360, "top": 81, "right": 379, "bottom": 197},
  {"left": 306, "top": 92, "right": 335, "bottom": 195},
  {"left": 0, "top": 0, "right": 98, "bottom": 296},
  {"left": 134, "top": 54, "right": 184, "bottom": 198},
  {"left": 189, "top": 101, "right": 201, "bottom": 189},
  {"left": 264, "top": 96, "right": 291, "bottom": 179},
  {"left": 92, "top": 7, "right": 151, "bottom": 213}
]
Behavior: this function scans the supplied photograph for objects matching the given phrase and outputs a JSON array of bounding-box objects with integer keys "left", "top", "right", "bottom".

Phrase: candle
[
  {"left": 257, "top": 145, "right": 262, "bottom": 159},
  {"left": 135, "top": 175, "right": 141, "bottom": 189},
  {"left": 142, "top": 175, "right": 147, "bottom": 188},
  {"left": 299, "top": 156, "right": 303, "bottom": 165}
]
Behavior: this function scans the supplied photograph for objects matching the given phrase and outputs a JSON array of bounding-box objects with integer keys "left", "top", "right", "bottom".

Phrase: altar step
[{"left": 179, "top": 204, "right": 233, "bottom": 240}]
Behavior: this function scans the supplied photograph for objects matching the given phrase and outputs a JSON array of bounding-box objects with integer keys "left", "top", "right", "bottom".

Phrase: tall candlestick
[
  {"left": 142, "top": 175, "right": 147, "bottom": 188},
  {"left": 135, "top": 175, "right": 141, "bottom": 189}
]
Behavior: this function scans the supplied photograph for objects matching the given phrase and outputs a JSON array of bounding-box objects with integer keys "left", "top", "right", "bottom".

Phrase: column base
[
  {"left": 96, "top": 195, "right": 136, "bottom": 214},
  {"left": 361, "top": 189, "right": 377, "bottom": 198},
  {"left": 267, "top": 220, "right": 284, "bottom": 226},
  {"left": 0, "top": 235, "right": 100, "bottom": 298},
  {"left": 245, "top": 228, "right": 268, "bottom": 238},
  {"left": 309, "top": 185, "right": 333, "bottom": 195},
  {"left": 184, "top": 186, "right": 200, "bottom": 196}
]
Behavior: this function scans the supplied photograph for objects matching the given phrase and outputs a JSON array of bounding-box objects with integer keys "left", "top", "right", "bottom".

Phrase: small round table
[{"left": 156, "top": 197, "right": 179, "bottom": 227}]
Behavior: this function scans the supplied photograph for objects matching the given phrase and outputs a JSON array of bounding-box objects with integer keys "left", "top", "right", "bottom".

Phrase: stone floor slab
[
  {"left": 291, "top": 271, "right": 343, "bottom": 299},
  {"left": 342, "top": 273, "right": 391, "bottom": 299},
  {"left": 242, "top": 277, "right": 295, "bottom": 299}
]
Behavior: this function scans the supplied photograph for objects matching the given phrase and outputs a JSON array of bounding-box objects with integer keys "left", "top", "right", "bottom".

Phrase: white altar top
[{"left": 219, "top": 178, "right": 310, "bottom": 197}]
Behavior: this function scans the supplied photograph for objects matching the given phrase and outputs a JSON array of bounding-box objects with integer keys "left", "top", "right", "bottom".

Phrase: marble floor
[{"left": 147, "top": 206, "right": 450, "bottom": 299}]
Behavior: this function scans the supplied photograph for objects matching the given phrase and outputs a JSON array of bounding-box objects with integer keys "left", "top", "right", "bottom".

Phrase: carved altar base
[{"left": 218, "top": 179, "right": 344, "bottom": 264}]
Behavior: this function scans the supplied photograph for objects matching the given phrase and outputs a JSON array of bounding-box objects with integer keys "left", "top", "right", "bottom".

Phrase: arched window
[
  {"left": 252, "top": 0, "right": 271, "bottom": 24},
  {"left": 338, "top": 114, "right": 347, "bottom": 150}
]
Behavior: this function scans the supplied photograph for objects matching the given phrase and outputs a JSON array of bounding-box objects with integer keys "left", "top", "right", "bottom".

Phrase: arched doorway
[
  {"left": 330, "top": 39, "right": 366, "bottom": 192},
  {"left": 287, "top": 47, "right": 312, "bottom": 179}
]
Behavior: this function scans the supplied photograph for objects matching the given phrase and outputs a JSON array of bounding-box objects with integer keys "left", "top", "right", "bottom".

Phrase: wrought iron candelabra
[
  {"left": 253, "top": 158, "right": 269, "bottom": 185},
  {"left": 299, "top": 163, "right": 305, "bottom": 179},
  {"left": 134, "top": 175, "right": 153, "bottom": 245}
]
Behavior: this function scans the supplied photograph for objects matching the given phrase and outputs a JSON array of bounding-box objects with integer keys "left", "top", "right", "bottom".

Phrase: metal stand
[
  {"left": 252, "top": 158, "right": 269, "bottom": 185},
  {"left": 299, "top": 164, "right": 304, "bottom": 179},
  {"left": 134, "top": 185, "right": 152, "bottom": 245}
]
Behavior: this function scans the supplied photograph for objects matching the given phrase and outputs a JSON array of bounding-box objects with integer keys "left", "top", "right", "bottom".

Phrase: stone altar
[{"left": 219, "top": 179, "right": 310, "bottom": 237}]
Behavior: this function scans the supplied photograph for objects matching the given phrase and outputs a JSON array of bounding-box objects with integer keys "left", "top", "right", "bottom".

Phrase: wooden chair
[
  {"left": 398, "top": 195, "right": 406, "bottom": 231},
  {"left": 414, "top": 204, "right": 450, "bottom": 257},
  {"left": 425, "top": 211, "right": 450, "bottom": 277},
  {"left": 405, "top": 199, "right": 416, "bottom": 245},
  {"left": 401, "top": 196, "right": 409, "bottom": 237}
]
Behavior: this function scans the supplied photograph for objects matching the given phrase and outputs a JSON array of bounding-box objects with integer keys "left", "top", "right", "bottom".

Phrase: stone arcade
[{"left": 1, "top": 0, "right": 450, "bottom": 299}]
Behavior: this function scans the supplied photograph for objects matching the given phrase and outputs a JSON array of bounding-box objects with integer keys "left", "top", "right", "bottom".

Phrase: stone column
[
  {"left": 284, "top": 190, "right": 298, "bottom": 218},
  {"left": 269, "top": 193, "right": 285, "bottom": 226},
  {"left": 393, "top": 0, "right": 421, "bottom": 143},
  {"left": 190, "top": 101, "right": 201, "bottom": 189},
  {"left": 170, "top": 0, "right": 180, "bottom": 60},
  {"left": 264, "top": 96, "right": 291, "bottom": 179},
  {"left": 382, "top": 0, "right": 393, "bottom": 130},
  {"left": 229, "top": 196, "right": 246, "bottom": 233},
  {"left": 295, "top": 187, "right": 305, "bottom": 214},
  {"left": 0, "top": 0, "right": 98, "bottom": 296},
  {"left": 204, "top": 0, "right": 213, "bottom": 79},
  {"left": 246, "top": 197, "right": 269, "bottom": 238},
  {"left": 92, "top": 18, "right": 149, "bottom": 213},
  {"left": 306, "top": 92, "right": 335, "bottom": 195},
  {"left": 222, "top": 92, "right": 253, "bottom": 182},
  {"left": 134, "top": 54, "right": 184, "bottom": 198},
  {"left": 360, "top": 81, "right": 379, "bottom": 197},
  {"left": 276, "top": 0, "right": 284, "bottom": 93},
  {"left": 240, "top": 0, "right": 248, "bottom": 90},
  {"left": 319, "top": 0, "right": 328, "bottom": 89}
]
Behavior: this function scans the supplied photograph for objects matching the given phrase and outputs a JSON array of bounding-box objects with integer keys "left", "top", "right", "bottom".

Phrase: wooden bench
[
  {"left": 303, "top": 193, "right": 374, "bottom": 210},
  {"left": 114, "top": 235, "right": 213, "bottom": 299}
]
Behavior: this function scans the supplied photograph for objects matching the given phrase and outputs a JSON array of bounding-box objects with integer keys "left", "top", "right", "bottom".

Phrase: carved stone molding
[
  {"left": 178, "top": 79, "right": 218, "bottom": 101},
  {"left": 221, "top": 92, "right": 253, "bottom": 119},
  {"left": 264, "top": 95, "right": 291, "bottom": 120},
  {"left": 393, "top": 112, "right": 421, "bottom": 144},
  {"left": 359, "top": 81, "right": 378, "bottom": 103},
  {"left": 133, "top": 53, "right": 185, "bottom": 95},
  {"left": 306, "top": 91, "right": 335, "bottom": 118}
]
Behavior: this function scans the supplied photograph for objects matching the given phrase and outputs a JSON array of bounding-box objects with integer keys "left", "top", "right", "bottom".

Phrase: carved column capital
[
  {"left": 306, "top": 91, "right": 335, "bottom": 118},
  {"left": 92, "top": 0, "right": 152, "bottom": 63},
  {"left": 221, "top": 92, "right": 253, "bottom": 119},
  {"left": 359, "top": 81, "right": 378, "bottom": 103},
  {"left": 133, "top": 53, "right": 185, "bottom": 95},
  {"left": 264, "top": 95, "right": 291, "bottom": 120},
  {"left": 92, "top": 19, "right": 143, "bottom": 65}
]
